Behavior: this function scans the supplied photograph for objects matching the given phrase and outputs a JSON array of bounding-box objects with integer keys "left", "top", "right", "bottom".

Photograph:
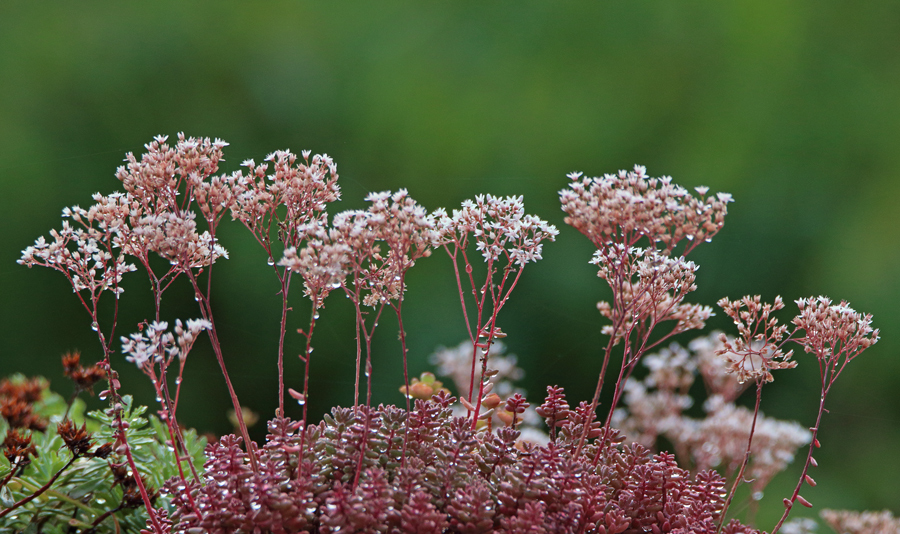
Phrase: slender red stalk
[
  {"left": 187, "top": 273, "right": 259, "bottom": 473},
  {"left": 0, "top": 456, "right": 77, "bottom": 520},
  {"left": 718, "top": 380, "right": 764, "bottom": 532}
]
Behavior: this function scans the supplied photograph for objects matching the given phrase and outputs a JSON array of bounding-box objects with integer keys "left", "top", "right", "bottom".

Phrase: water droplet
[
  {"left": 155, "top": 396, "right": 162, "bottom": 403},
  {"left": 175, "top": 377, "right": 182, "bottom": 385},
  {"left": 91, "top": 322, "right": 99, "bottom": 332},
  {"left": 267, "top": 258, "right": 275, "bottom": 266},
  {"left": 95, "top": 498, "right": 106, "bottom": 505},
  {"left": 99, "top": 390, "right": 108, "bottom": 400},
  {"left": 330, "top": 282, "right": 342, "bottom": 289},
  {"left": 686, "top": 235, "right": 694, "bottom": 241},
  {"left": 704, "top": 238, "right": 712, "bottom": 243},
  {"left": 465, "top": 264, "right": 473, "bottom": 274},
  {"left": 752, "top": 491, "right": 764, "bottom": 501},
  {"left": 313, "top": 312, "right": 320, "bottom": 320}
]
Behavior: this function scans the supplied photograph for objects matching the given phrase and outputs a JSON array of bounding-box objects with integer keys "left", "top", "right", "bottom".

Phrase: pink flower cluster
[{"left": 559, "top": 165, "right": 732, "bottom": 254}]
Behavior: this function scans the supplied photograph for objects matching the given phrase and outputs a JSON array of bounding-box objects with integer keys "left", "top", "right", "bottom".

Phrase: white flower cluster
[
  {"left": 435, "top": 194, "right": 558, "bottom": 266},
  {"left": 228, "top": 149, "right": 340, "bottom": 245},
  {"left": 559, "top": 165, "right": 732, "bottom": 254},
  {"left": 330, "top": 189, "right": 438, "bottom": 308},
  {"left": 683, "top": 399, "right": 811, "bottom": 494},
  {"left": 592, "top": 245, "right": 711, "bottom": 341},
  {"left": 114, "top": 133, "right": 233, "bottom": 270},
  {"left": 821, "top": 509, "right": 900, "bottom": 534},
  {"left": 19, "top": 193, "right": 137, "bottom": 297},
  {"left": 430, "top": 340, "right": 523, "bottom": 400},
  {"left": 614, "top": 332, "right": 811, "bottom": 495},
  {"left": 279, "top": 221, "right": 351, "bottom": 308},
  {"left": 121, "top": 318, "right": 211, "bottom": 370},
  {"left": 793, "top": 296, "right": 879, "bottom": 364}
]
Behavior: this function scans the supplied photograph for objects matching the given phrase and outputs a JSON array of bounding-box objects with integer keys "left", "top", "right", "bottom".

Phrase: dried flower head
[
  {"left": 115, "top": 134, "right": 231, "bottom": 272},
  {"left": 62, "top": 350, "right": 106, "bottom": 396},
  {"left": 57, "top": 420, "right": 93, "bottom": 457},
  {"left": 364, "top": 189, "right": 438, "bottom": 304},
  {"left": 116, "top": 134, "right": 228, "bottom": 213},
  {"left": 0, "top": 378, "right": 48, "bottom": 431},
  {"left": 2, "top": 428, "right": 36, "bottom": 464},
  {"left": 688, "top": 332, "right": 751, "bottom": 403},
  {"left": 333, "top": 189, "right": 437, "bottom": 308}
]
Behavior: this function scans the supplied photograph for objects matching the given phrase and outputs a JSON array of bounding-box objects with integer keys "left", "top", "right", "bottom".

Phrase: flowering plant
[{"left": 6, "top": 135, "right": 891, "bottom": 533}]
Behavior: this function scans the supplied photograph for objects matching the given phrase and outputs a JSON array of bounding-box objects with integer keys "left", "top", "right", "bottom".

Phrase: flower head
[
  {"left": 559, "top": 165, "right": 731, "bottom": 255},
  {"left": 792, "top": 297, "right": 879, "bottom": 365},
  {"left": 436, "top": 194, "right": 557, "bottom": 266},
  {"left": 716, "top": 296, "right": 796, "bottom": 383}
]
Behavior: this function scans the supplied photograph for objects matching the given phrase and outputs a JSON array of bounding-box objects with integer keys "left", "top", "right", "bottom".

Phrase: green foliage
[{"left": 0, "top": 384, "right": 205, "bottom": 534}]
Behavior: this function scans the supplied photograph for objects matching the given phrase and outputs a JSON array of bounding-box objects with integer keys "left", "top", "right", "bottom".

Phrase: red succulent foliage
[{"left": 157, "top": 389, "right": 753, "bottom": 534}]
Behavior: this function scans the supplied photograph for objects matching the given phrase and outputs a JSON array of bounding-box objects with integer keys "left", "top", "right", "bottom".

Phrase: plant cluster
[
  {"left": 0, "top": 370, "right": 205, "bottom": 533},
  {"left": 8, "top": 136, "right": 887, "bottom": 533}
]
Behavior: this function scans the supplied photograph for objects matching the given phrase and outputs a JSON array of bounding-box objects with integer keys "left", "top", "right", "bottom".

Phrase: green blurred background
[{"left": 1, "top": 1, "right": 897, "bottom": 528}]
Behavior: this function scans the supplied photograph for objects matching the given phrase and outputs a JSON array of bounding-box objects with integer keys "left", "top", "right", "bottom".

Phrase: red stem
[
  {"left": 188, "top": 273, "right": 259, "bottom": 473},
  {"left": 718, "top": 380, "right": 764, "bottom": 532}
]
